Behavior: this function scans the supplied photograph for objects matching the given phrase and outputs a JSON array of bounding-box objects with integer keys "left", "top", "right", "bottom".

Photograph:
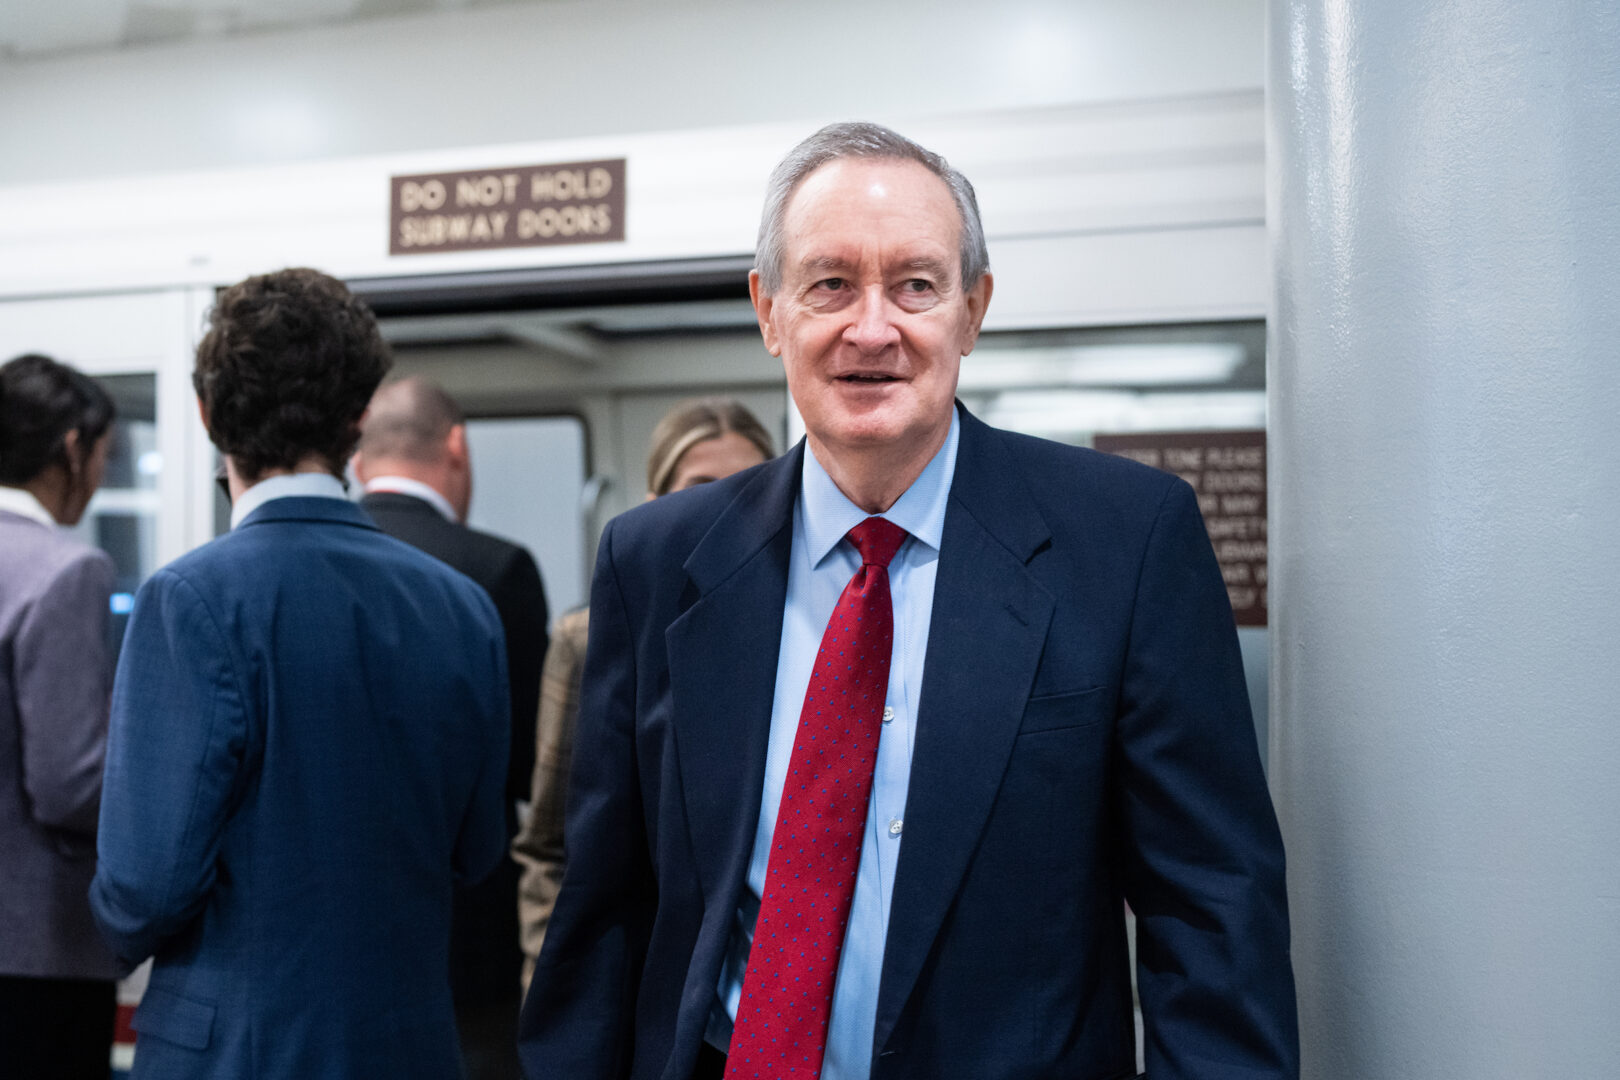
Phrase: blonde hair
[{"left": 646, "top": 397, "right": 774, "bottom": 497}]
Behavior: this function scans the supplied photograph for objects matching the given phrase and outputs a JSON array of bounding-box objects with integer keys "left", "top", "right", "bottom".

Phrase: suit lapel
[
  {"left": 873, "top": 408, "right": 1055, "bottom": 1053},
  {"left": 666, "top": 445, "right": 803, "bottom": 909}
]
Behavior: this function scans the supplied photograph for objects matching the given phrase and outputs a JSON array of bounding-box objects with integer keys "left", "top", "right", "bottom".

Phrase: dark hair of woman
[
  {"left": 193, "top": 268, "right": 393, "bottom": 482},
  {"left": 0, "top": 353, "right": 116, "bottom": 488}
]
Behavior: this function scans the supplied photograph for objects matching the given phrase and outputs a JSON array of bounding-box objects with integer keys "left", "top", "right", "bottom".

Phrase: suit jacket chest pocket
[
  {"left": 1009, "top": 685, "right": 1114, "bottom": 826},
  {"left": 1018, "top": 684, "right": 1112, "bottom": 735},
  {"left": 998, "top": 685, "right": 1115, "bottom": 935}
]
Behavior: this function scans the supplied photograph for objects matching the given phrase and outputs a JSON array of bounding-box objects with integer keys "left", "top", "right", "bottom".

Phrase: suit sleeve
[
  {"left": 491, "top": 547, "right": 549, "bottom": 809},
  {"left": 518, "top": 521, "right": 654, "bottom": 1080},
  {"left": 1115, "top": 479, "right": 1299, "bottom": 1079},
  {"left": 90, "top": 569, "right": 250, "bottom": 966},
  {"left": 454, "top": 587, "right": 512, "bottom": 884},
  {"left": 14, "top": 548, "right": 114, "bottom": 839}
]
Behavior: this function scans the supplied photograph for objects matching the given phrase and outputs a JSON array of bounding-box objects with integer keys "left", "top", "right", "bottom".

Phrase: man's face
[{"left": 751, "top": 158, "right": 992, "bottom": 466}]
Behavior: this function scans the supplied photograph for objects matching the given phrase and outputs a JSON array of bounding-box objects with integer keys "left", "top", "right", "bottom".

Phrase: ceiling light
[
  {"left": 960, "top": 343, "right": 1247, "bottom": 389},
  {"left": 982, "top": 389, "right": 1266, "bottom": 436}
]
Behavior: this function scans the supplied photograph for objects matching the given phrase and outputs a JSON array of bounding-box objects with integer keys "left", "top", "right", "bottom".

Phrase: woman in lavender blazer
[{"left": 0, "top": 353, "right": 121, "bottom": 1078}]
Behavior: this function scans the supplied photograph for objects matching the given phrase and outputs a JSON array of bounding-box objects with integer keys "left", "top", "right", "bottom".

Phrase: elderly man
[
  {"left": 518, "top": 124, "right": 1297, "bottom": 1080},
  {"left": 354, "top": 376, "right": 549, "bottom": 1080},
  {"left": 92, "top": 269, "right": 511, "bottom": 1080}
]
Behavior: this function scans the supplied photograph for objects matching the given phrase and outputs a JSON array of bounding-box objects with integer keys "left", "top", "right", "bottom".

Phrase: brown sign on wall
[
  {"left": 389, "top": 158, "right": 626, "bottom": 255},
  {"left": 1093, "top": 430, "right": 1268, "bottom": 627}
]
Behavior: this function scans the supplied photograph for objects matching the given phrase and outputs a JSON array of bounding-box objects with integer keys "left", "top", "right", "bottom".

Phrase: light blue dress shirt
[{"left": 709, "top": 411, "right": 960, "bottom": 1079}]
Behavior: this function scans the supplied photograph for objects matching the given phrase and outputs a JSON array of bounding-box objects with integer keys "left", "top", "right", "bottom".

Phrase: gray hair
[{"left": 754, "top": 122, "right": 989, "bottom": 296}]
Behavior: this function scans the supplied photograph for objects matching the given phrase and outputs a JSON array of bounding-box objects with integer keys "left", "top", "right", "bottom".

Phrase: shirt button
[
  {"left": 888, "top": 818, "right": 903, "bottom": 837},
  {"left": 882, "top": 707, "right": 895, "bottom": 724}
]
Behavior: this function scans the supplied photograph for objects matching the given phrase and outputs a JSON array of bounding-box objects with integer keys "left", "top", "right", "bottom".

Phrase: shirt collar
[
  {"left": 799, "top": 408, "right": 960, "bottom": 568},
  {"left": 231, "top": 472, "right": 348, "bottom": 530},
  {"left": 0, "top": 485, "right": 58, "bottom": 527},
  {"left": 362, "top": 475, "right": 458, "bottom": 523}
]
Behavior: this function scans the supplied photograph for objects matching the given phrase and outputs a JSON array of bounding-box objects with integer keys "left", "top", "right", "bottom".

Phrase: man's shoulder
[
  {"left": 360, "top": 491, "right": 459, "bottom": 548},
  {"left": 354, "top": 525, "right": 506, "bottom": 628},
  {"left": 982, "top": 422, "right": 1177, "bottom": 494},
  {"left": 363, "top": 491, "right": 535, "bottom": 586},
  {"left": 167, "top": 510, "right": 490, "bottom": 611},
  {"left": 458, "top": 521, "right": 535, "bottom": 573},
  {"left": 159, "top": 526, "right": 248, "bottom": 584},
  {"left": 978, "top": 421, "right": 1183, "bottom": 506},
  {"left": 962, "top": 418, "right": 1190, "bottom": 552},
  {"left": 603, "top": 457, "right": 777, "bottom": 568}
]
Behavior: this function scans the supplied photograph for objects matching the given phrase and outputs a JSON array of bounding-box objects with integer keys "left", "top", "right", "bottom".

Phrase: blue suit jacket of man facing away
[{"left": 92, "top": 496, "right": 510, "bottom": 1080}]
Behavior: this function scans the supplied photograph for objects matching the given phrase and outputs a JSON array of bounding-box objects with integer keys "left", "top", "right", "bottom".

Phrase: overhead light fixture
[
  {"left": 585, "top": 299, "right": 760, "bottom": 333},
  {"left": 983, "top": 389, "right": 1266, "bottom": 436},
  {"left": 960, "top": 342, "right": 1247, "bottom": 390}
]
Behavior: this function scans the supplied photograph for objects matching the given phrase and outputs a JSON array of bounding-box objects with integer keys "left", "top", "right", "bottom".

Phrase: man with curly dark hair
[
  {"left": 191, "top": 267, "right": 391, "bottom": 486},
  {"left": 91, "top": 268, "right": 513, "bottom": 1080}
]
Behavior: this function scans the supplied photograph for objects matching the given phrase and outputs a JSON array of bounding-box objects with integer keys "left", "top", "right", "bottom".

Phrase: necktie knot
[{"left": 846, "top": 516, "right": 908, "bottom": 569}]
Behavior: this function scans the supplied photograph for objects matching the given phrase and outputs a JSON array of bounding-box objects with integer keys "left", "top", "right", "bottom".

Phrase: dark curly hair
[
  {"left": 194, "top": 268, "right": 393, "bottom": 482},
  {"left": 0, "top": 353, "right": 116, "bottom": 486}
]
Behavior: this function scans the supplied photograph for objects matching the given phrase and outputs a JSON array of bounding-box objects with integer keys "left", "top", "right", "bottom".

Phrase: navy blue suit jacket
[
  {"left": 92, "top": 497, "right": 510, "bottom": 1080},
  {"left": 519, "top": 406, "right": 1297, "bottom": 1080}
]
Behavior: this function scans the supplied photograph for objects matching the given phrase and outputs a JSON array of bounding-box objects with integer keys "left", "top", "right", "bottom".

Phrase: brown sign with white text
[
  {"left": 389, "top": 158, "right": 626, "bottom": 255},
  {"left": 1093, "top": 430, "right": 1267, "bottom": 626}
]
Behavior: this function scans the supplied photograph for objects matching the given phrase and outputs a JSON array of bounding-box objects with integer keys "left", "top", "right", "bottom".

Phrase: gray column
[{"left": 1267, "top": 2, "right": 1620, "bottom": 1076}]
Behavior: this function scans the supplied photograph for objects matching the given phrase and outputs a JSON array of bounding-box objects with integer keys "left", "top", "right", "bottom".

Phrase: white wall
[
  {"left": 0, "top": 0, "right": 1272, "bottom": 593},
  {"left": 0, "top": 92, "right": 1268, "bottom": 331},
  {"left": 0, "top": 0, "right": 1263, "bottom": 185},
  {"left": 0, "top": 0, "right": 1268, "bottom": 326}
]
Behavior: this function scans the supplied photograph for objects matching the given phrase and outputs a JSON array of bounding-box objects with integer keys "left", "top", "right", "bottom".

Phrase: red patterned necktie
[{"left": 724, "top": 516, "right": 909, "bottom": 1080}]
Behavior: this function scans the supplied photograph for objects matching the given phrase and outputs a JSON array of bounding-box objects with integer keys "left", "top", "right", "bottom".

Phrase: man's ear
[
  {"left": 959, "top": 271, "right": 994, "bottom": 357},
  {"left": 749, "top": 270, "right": 782, "bottom": 357},
  {"left": 446, "top": 423, "right": 470, "bottom": 467}
]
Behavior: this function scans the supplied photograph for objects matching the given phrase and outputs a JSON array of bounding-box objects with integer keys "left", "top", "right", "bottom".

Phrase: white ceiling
[{"left": 0, "top": 0, "right": 553, "bottom": 60}]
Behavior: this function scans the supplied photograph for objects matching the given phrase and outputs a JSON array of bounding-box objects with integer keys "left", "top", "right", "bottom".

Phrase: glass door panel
[{"left": 69, "top": 373, "right": 160, "bottom": 668}]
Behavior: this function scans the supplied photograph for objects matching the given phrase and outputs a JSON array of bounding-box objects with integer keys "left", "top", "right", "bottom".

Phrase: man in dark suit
[
  {"left": 517, "top": 124, "right": 1298, "bottom": 1080},
  {"left": 354, "top": 376, "right": 549, "bottom": 1080},
  {"left": 92, "top": 268, "right": 511, "bottom": 1079}
]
